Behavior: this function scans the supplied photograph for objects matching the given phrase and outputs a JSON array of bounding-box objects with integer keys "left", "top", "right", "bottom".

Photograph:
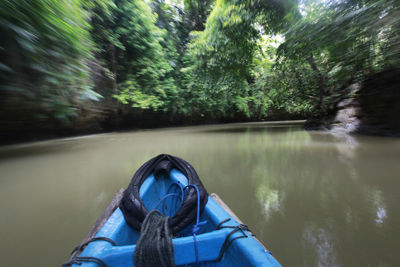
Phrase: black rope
[
  {"left": 216, "top": 218, "right": 231, "bottom": 229},
  {"left": 215, "top": 218, "right": 252, "bottom": 261},
  {"left": 134, "top": 210, "right": 175, "bottom": 267},
  {"left": 71, "top": 237, "right": 116, "bottom": 255},
  {"left": 62, "top": 237, "right": 116, "bottom": 267},
  {"left": 120, "top": 154, "right": 208, "bottom": 234},
  {"left": 62, "top": 256, "right": 108, "bottom": 267}
]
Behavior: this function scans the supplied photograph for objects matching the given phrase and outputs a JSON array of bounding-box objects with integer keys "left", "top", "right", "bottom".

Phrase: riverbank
[
  {"left": 2, "top": 107, "right": 399, "bottom": 147},
  {"left": 2, "top": 68, "right": 399, "bottom": 147},
  {"left": 0, "top": 107, "right": 306, "bottom": 146},
  {"left": 0, "top": 119, "right": 307, "bottom": 147},
  {"left": 305, "top": 69, "right": 400, "bottom": 137}
]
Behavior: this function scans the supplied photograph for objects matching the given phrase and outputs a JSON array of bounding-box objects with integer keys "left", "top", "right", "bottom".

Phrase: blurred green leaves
[
  {"left": 277, "top": 0, "right": 400, "bottom": 114},
  {"left": 1, "top": 0, "right": 399, "bottom": 136},
  {"left": 0, "top": 0, "right": 95, "bottom": 126}
]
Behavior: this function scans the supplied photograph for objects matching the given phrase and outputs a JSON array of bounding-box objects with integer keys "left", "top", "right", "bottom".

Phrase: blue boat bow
[{"left": 64, "top": 169, "right": 281, "bottom": 267}]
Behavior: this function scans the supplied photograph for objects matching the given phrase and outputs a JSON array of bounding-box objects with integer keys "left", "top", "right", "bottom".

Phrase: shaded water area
[{"left": 0, "top": 122, "right": 399, "bottom": 266}]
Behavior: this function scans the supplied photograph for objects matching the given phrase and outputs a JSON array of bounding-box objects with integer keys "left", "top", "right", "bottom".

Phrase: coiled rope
[
  {"left": 62, "top": 237, "right": 116, "bottom": 267},
  {"left": 134, "top": 210, "right": 175, "bottom": 267},
  {"left": 135, "top": 183, "right": 206, "bottom": 266},
  {"left": 64, "top": 155, "right": 210, "bottom": 266},
  {"left": 120, "top": 154, "right": 208, "bottom": 234}
]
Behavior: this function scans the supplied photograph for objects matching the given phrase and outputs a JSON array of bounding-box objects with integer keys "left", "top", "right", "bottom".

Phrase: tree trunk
[
  {"left": 109, "top": 43, "right": 118, "bottom": 94},
  {"left": 307, "top": 53, "right": 326, "bottom": 113}
]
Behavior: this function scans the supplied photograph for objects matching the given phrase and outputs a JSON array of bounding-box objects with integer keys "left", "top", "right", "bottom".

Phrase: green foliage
[
  {"left": 184, "top": 0, "right": 214, "bottom": 30},
  {"left": 185, "top": 0, "right": 259, "bottom": 118},
  {"left": 90, "top": 0, "right": 178, "bottom": 113},
  {"left": 1, "top": 0, "right": 399, "bottom": 135},
  {"left": 250, "top": 35, "right": 316, "bottom": 117},
  {"left": 185, "top": 0, "right": 299, "bottom": 119},
  {"left": 0, "top": 0, "right": 98, "bottom": 124},
  {"left": 277, "top": 0, "right": 400, "bottom": 113},
  {"left": 114, "top": 80, "right": 163, "bottom": 110}
]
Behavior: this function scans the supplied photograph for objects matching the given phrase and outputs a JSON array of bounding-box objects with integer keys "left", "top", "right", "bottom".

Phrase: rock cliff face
[
  {"left": 356, "top": 69, "right": 400, "bottom": 136},
  {"left": 326, "top": 69, "right": 400, "bottom": 136},
  {"left": 329, "top": 85, "right": 361, "bottom": 135}
]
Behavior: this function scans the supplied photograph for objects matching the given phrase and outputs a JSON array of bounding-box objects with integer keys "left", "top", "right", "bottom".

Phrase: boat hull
[{"left": 69, "top": 169, "right": 281, "bottom": 266}]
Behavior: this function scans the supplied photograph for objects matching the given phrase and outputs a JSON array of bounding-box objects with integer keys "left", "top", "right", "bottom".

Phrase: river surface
[{"left": 0, "top": 122, "right": 399, "bottom": 266}]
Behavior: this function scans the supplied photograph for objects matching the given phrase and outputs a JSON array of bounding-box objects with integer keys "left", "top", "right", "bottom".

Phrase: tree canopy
[{"left": 0, "top": 0, "right": 399, "bottom": 136}]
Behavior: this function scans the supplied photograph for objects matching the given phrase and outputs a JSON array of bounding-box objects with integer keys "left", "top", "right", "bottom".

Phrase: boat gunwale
[
  {"left": 65, "top": 172, "right": 280, "bottom": 266},
  {"left": 65, "top": 188, "right": 125, "bottom": 262}
]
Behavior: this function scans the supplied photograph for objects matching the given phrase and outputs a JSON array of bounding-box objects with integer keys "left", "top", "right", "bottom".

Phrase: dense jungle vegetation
[{"left": 1, "top": 0, "right": 399, "bottom": 140}]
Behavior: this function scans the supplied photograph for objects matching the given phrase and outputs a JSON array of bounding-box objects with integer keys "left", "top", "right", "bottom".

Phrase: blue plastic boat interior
[{"left": 72, "top": 169, "right": 281, "bottom": 266}]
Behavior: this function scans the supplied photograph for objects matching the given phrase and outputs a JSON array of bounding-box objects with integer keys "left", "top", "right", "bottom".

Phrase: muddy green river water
[{"left": 0, "top": 122, "right": 399, "bottom": 266}]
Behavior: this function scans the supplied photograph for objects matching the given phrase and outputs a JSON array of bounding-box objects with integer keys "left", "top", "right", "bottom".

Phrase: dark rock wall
[
  {"left": 357, "top": 69, "right": 400, "bottom": 136},
  {"left": 322, "top": 69, "right": 400, "bottom": 136}
]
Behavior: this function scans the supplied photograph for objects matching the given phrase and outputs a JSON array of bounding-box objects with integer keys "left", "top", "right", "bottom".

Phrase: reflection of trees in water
[
  {"left": 233, "top": 129, "right": 397, "bottom": 266},
  {"left": 139, "top": 125, "right": 399, "bottom": 266},
  {"left": 256, "top": 184, "right": 280, "bottom": 221},
  {"left": 302, "top": 223, "right": 338, "bottom": 267}
]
